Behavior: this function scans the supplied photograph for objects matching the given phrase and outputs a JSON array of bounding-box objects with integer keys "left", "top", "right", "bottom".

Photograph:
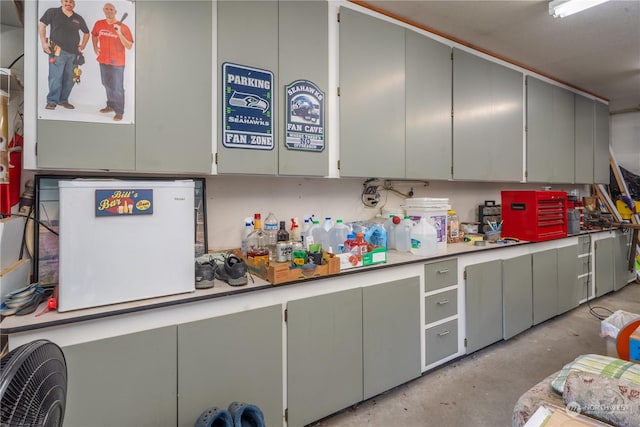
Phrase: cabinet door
[
  {"left": 452, "top": 48, "right": 523, "bottom": 181},
  {"left": 136, "top": 1, "right": 212, "bottom": 173},
  {"left": 593, "top": 101, "right": 610, "bottom": 184},
  {"left": 363, "top": 277, "right": 421, "bottom": 399},
  {"left": 177, "top": 306, "right": 283, "bottom": 427},
  {"left": 613, "top": 231, "right": 633, "bottom": 291},
  {"left": 217, "top": 1, "right": 278, "bottom": 174},
  {"left": 278, "top": 1, "right": 329, "bottom": 176},
  {"left": 405, "top": 30, "right": 452, "bottom": 180},
  {"left": 339, "top": 7, "right": 405, "bottom": 178},
  {"left": 63, "top": 327, "right": 177, "bottom": 427},
  {"left": 287, "top": 289, "right": 363, "bottom": 427},
  {"left": 557, "top": 245, "right": 579, "bottom": 314},
  {"left": 502, "top": 255, "right": 532, "bottom": 340},
  {"left": 595, "top": 237, "right": 614, "bottom": 297},
  {"left": 532, "top": 249, "right": 558, "bottom": 325},
  {"left": 465, "top": 259, "right": 503, "bottom": 354},
  {"left": 526, "top": 76, "right": 575, "bottom": 183},
  {"left": 574, "top": 94, "right": 595, "bottom": 184}
]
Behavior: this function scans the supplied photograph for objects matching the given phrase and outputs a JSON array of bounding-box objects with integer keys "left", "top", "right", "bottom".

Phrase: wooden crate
[{"left": 242, "top": 251, "right": 340, "bottom": 285}]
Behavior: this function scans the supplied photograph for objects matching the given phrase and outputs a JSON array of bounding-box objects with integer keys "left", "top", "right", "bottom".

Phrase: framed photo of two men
[{"left": 37, "top": 0, "right": 135, "bottom": 124}]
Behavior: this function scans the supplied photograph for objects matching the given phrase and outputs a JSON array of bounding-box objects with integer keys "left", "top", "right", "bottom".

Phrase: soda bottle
[{"left": 277, "top": 220, "right": 290, "bottom": 242}]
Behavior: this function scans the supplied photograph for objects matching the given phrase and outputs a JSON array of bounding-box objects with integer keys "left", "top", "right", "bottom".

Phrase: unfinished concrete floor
[{"left": 310, "top": 281, "right": 640, "bottom": 427}]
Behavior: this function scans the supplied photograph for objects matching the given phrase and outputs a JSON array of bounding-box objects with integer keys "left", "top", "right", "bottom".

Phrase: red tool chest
[{"left": 501, "top": 190, "right": 568, "bottom": 242}]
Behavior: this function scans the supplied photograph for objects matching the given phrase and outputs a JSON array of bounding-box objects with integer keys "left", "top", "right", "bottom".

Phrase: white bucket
[{"left": 402, "top": 203, "right": 450, "bottom": 250}]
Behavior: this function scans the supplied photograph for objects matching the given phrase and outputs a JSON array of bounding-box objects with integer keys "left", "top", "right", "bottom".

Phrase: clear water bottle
[
  {"left": 241, "top": 217, "right": 253, "bottom": 257},
  {"left": 395, "top": 216, "right": 413, "bottom": 252},
  {"left": 410, "top": 217, "right": 438, "bottom": 256},
  {"left": 264, "top": 212, "right": 279, "bottom": 260},
  {"left": 329, "top": 219, "right": 350, "bottom": 254}
]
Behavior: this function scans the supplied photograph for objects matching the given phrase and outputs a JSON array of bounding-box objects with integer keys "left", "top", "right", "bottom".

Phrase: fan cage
[{"left": 0, "top": 340, "right": 67, "bottom": 427}]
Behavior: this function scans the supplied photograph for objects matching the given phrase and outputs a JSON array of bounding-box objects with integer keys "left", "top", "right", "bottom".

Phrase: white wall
[
  {"left": 611, "top": 111, "right": 640, "bottom": 175},
  {"left": 204, "top": 175, "right": 587, "bottom": 250}
]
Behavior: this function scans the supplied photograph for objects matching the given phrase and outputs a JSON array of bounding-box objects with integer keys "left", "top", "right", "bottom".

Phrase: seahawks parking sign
[
  {"left": 285, "top": 80, "right": 325, "bottom": 152},
  {"left": 223, "top": 63, "right": 274, "bottom": 150}
]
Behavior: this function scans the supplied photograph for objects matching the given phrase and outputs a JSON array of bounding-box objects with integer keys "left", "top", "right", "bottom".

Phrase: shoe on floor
[
  {"left": 195, "top": 261, "right": 216, "bottom": 289},
  {"left": 228, "top": 402, "right": 265, "bottom": 427},
  {"left": 114, "top": 113, "right": 123, "bottom": 121},
  {"left": 214, "top": 254, "right": 248, "bottom": 286},
  {"left": 100, "top": 106, "right": 114, "bottom": 113},
  {"left": 195, "top": 406, "right": 233, "bottom": 427},
  {"left": 45, "top": 103, "right": 56, "bottom": 110},
  {"left": 59, "top": 102, "right": 75, "bottom": 109}
]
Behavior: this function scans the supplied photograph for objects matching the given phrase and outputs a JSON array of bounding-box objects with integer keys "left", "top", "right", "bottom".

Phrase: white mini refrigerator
[{"left": 58, "top": 180, "right": 195, "bottom": 312}]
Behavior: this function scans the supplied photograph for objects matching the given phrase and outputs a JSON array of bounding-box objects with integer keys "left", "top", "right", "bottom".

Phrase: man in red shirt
[{"left": 91, "top": 3, "right": 133, "bottom": 121}]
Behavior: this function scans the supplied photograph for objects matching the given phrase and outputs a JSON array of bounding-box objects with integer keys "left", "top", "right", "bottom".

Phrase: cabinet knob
[{"left": 438, "top": 330, "right": 450, "bottom": 336}]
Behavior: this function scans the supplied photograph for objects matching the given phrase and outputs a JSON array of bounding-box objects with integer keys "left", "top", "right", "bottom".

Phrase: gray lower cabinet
[
  {"left": 452, "top": 48, "right": 523, "bottom": 181},
  {"left": 339, "top": 7, "right": 405, "bottom": 178},
  {"left": 532, "top": 249, "right": 559, "bottom": 325},
  {"left": 63, "top": 326, "right": 178, "bottom": 427},
  {"left": 526, "top": 76, "right": 575, "bottom": 183},
  {"left": 502, "top": 254, "right": 532, "bottom": 340},
  {"left": 287, "top": 278, "right": 421, "bottom": 426},
  {"left": 613, "top": 231, "right": 634, "bottom": 291},
  {"left": 557, "top": 245, "right": 579, "bottom": 314},
  {"left": 363, "top": 277, "right": 421, "bottom": 399},
  {"left": 405, "top": 30, "right": 452, "bottom": 180},
  {"left": 177, "top": 305, "right": 283, "bottom": 427},
  {"left": 595, "top": 237, "right": 614, "bottom": 297},
  {"left": 465, "top": 259, "right": 503, "bottom": 354},
  {"left": 287, "top": 289, "right": 363, "bottom": 427}
]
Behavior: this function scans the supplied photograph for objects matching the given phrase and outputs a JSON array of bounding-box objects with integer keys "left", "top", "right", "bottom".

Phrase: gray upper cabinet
[
  {"left": 593, "top": 101, "right": 610, "bottom": 184},
  {"left": 339, "top": 7, "right": 405, "bottom": 178},
  {"left": 217, "top": 1, "right": 279, "bottom": 175},
  {"left": 405, "top": 31, "right": 452, "bottom": 180},
  {"left": 526, "top": 76, "right": 575, "bottom": 183},
  {"left": 452, "top": 48, "right": 523, "bottom": 181},
  {"left": 136, "top": 1, "right": 212, "bottom": 173},
  {"left": 38, "top": 1, "right": 213, "bottom": 173},
  {"left": 574, "top": 94, "right": 595, "bottom": 184},
  {"left": 278, "top": 1, "right": 329, "bottom": 176}
]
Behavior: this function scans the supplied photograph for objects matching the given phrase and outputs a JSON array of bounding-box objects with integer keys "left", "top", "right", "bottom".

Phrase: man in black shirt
[{"left": 39, "top": 0, "right": 90, "bottom": 110}]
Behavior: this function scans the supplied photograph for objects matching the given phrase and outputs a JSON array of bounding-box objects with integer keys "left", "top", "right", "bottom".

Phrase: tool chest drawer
[
  {"left": 425, "top": 319, "right": 458, "bottom": 365},
  {"left": 424, "top": 259, "right": 458, "bottom": 292},
  {"left": 425, "top": 289, "right": 457, "bottom": 324}
]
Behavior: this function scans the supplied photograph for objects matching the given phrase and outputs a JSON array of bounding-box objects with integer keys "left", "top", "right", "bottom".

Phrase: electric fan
[{"left": 0, "top": 340, "right": 67, "bottom": 426}]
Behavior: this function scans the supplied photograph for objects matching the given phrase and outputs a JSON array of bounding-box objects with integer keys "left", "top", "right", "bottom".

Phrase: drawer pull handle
[
  {"left": 437, "top": 269, "right": 449, "bottom": 274},
  {"left": 437, "top": 299, "right": 449, "bottom": 305},
  {"left": 438, "top": 330, "right": 450, "bottom": 336}
]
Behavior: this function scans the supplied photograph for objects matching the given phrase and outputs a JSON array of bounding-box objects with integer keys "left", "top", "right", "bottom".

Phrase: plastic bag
[{"left": 601, "top": 310, "right": 640, "bottom": 338}]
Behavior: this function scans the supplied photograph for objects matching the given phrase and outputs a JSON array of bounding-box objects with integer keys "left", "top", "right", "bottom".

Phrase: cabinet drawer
[
  {"left": 578, "top": 236, "right": 591, "bottom": 255},
  {"left": 578, "top": 256, "right": 590, "bottom": 275},
  {"left": 425, "top": 319, "right": 458, "bottom": 365},
  {"left": 425, "top": 259, "right": 458, "bottom": 292},
  {"left": 425, "top": 289, "right": 457, "bottom": 324}
]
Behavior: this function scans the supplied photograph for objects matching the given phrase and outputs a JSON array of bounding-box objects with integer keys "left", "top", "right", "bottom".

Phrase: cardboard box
[
  {"left": 242, "top": 251, "right": 340, "bottom": 285},
  {"left": 335, "top": 246, "right": 386, "bottom": 270}
]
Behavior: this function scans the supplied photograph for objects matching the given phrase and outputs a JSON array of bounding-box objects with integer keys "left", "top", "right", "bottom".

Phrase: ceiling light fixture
[{"left": 549, "top": 0, "right": 610, "bottom": 18}]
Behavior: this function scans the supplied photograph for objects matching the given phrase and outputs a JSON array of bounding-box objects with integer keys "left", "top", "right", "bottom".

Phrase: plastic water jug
[
  {"left": 310, "top": 220, "right": 330, "bottom": 251},
  {"left": 383, "top": 215, "right": 400, "bottom": 250},
  {"left": 328, "top": 219, "right": 350, "bottom": 253},
  {"left": 395, "top": 216, "right": 413, "bottom": 252},
  {"left": 410, "top": 217, "right": 438, "bottom": 256}
]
